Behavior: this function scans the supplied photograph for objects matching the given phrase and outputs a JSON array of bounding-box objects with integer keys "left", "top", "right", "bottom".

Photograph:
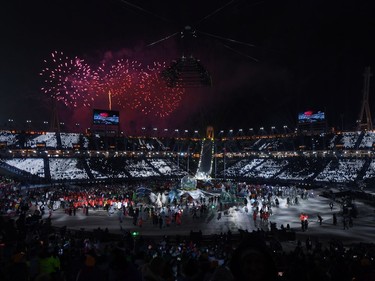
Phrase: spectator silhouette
[
  {"left": 141, "top": 256, "right": 174, "bottom": 281},
  {"left": 4, "top": 251, "right": 29, "bottom": 281},
  {"left": 229, "top": 237, "right": 277, "bottom": 281},
  {"left": 179, "top": 258, "right": 203, "bottom": 281},
  {"left": 75, "top": 253, "right": 106, "bottom": 281}
]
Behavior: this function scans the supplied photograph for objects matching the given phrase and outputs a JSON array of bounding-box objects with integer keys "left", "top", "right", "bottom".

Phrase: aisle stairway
[{"left": 196, "top": 127, "right": 215, "bottom": 179}]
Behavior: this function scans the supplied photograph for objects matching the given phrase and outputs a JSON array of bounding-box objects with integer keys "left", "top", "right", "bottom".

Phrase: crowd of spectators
[
  {"left": 147, "top": 159, "right": 188, "bottom": 177},
  {"left": 1, "top": 130, "right": 375, "bottom": 280},
  {"left": 359, "top": 132, "right": 375, "bottom": 149},
  {"left": 339, "top": 132, "right": 361, "bottom": 149},
  {"left": 1, "top": 157, "right": 189, "bottom": 182},
  {"left": 276, "top": 158, "right": 320, "bottom": 181},
  {"left": 2, "top": 129, "right": 375, "bottom": 186},
  {"left": 363, "top": 160, "right": 375, "bottom": 182},
  {"left": 3, "top": 158, "right": 45, "bottom": 178},
  {"left": 49, "top": 159, "right": 89, "bottom": 181},
  {"left": 223, "top": 159, "right": 264, "bottom": 178},
  {"left": 2, "top": 130, "right": 375, "bottom": 152},
  {"left": 0, "top": 176, "right": 374, "bottom": 281},
  {"left": 244, "top": 159, "right": 289, "bottom": 179},
  {"left": 314, "top": 159, "right": 365, "bottom": 183},
  {"left": 1, "top": 155, "right": 372, "bottom": 185}
]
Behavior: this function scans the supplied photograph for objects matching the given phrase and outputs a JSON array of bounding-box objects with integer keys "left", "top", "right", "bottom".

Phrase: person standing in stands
[
  {"left": 329, "top": 201, "right": 334, "bottom": 211},
  {"left": 317, "top": 214, "right": 323, "bottom": 225},
  {"left": 333, "top": 213, "right": 337, "bottom": 225},
  {"left": 343, "top": 217, "right": 349, "bottom": 230},
  {"left": 37, "top": 247, "right": 61, "bottom": 280},
  {"left": 75, "top": 254, "right": 105, "bottom": 281},
  {"left": 158, "top": 215, "right": 163, "bottom": 229},
  {"left": 349, "top": 216, "right": 353, "bottom": 227},
  {"left": 253, "top": 210, "right": 257, "bottom": 226},
  {"left": 304, "top": 218, "right": 309, "bottom": 230},
  {"left": 305, "top": 236, "right": 313, "bottom": 251},
  {"left": 4, "top": 251, "right": 29, "bottom": 281}
]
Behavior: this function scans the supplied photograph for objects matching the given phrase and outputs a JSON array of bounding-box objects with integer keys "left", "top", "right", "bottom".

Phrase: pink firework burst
[
  {"left": 95, "top": 59, "right": 142, "bottom": 109},
  {"left": 129, "top": 62, "right": 185, "bottom": 118},
  {"left": 40, "top": 51, "right": 99, "bottom": 107}
]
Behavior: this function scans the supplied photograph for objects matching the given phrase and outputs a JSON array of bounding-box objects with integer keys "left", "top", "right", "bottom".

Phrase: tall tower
[
  {"left": 206, "top": 126, "right": 214, "bottom": 140},
  {"left": 357, "top": 67, "right": 373, "bottom": 131},
  {"left": 49, "top": 99, "right": 60, "bottom": 133},
  {"left": 49, "top": 99, "right": 62, "bottom": 149}
]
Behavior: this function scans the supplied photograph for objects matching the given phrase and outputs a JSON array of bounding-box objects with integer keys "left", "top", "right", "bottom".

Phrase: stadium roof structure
[{"left": 161, "top": 55, "right": 212, "bottom": 88}]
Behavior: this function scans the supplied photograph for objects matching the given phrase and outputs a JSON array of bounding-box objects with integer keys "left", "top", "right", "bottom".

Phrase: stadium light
[
  {"left": 26, "top": 120, "right": 32, "bottom": 130},
  {"left": 8, "top": 119, "right": 14, "bottom": 129}
]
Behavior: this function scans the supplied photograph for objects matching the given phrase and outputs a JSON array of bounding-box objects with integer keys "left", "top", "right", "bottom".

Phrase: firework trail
[
  {"left": 40, "top": 51, "right": 98, "bottom": 107},
  {"left": 95, "top": 59, "right": 142, "bottom": 109}
]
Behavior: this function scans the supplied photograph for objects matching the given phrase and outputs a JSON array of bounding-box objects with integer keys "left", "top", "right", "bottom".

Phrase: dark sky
[{"left": 1, "top": 0, "right": 375, "bottom": 133}]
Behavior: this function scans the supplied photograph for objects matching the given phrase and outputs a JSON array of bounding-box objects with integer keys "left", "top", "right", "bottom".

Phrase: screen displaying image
[
  {"left": 298, "top": 110, "right": 325, "bottom": 123},
  {"left": 93, "top": 109, "right": 120, "bottom": 125}
]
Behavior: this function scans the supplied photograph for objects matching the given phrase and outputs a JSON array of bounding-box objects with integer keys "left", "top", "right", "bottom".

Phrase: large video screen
[
  {"left": 93, "top": 109, "right": 120, "bottom": 125},
  {"left": 298, "top": 110, "right": 325, "bottom": 124}
]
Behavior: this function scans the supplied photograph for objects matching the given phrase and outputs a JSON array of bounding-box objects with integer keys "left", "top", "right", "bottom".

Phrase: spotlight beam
[
  {"left": 195, "top": 0, "right": 265, "bottom": 27},
  {"left": 118, "top": 0, "right": 173, "bottom": 24},
  {"left": 147, "top": 32, "right": 180, "bottom": 47},
  {"left": 221, "top": 43, "right": 259, "bottom": 62},
  {"left": 198, "top": 30, "right": 256, "bottom": 48},
  {"left": 195, "top": 0, "right": 237, "bottom": 27}
]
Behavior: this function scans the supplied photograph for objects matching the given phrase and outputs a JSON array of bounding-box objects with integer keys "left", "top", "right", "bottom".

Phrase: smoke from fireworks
[{"left": 40, "top": 51, "right": 99, "bottom": 107}]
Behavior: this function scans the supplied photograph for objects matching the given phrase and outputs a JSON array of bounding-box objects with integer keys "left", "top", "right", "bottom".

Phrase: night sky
[{"left": 1, "top": 0, "right": 375, "bottom": 134}]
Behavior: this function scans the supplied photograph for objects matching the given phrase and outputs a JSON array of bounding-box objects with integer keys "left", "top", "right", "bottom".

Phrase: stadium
[
  {"left": 2, "top": 1, "right": 375, "bottom": 281},
  {"left": 2, "top": 122, "right": 375, "bottom": 189},
  {"left": 1, "top": 118, "right": 375, "bottom": 279}
]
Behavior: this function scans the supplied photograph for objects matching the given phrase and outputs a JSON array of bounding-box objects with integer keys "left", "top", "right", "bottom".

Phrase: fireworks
[
  {"left": 40, "top": 51, "right": 98, "bottom": 107},
  {"left": 95, "top": 59, "right": 141, "bottom": 109},
  {"left": 129, "top": 62, "right": 185, "bottom": 118},
  {"left": 40, "top": 52, "right": 185, "bottom": 118}
]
